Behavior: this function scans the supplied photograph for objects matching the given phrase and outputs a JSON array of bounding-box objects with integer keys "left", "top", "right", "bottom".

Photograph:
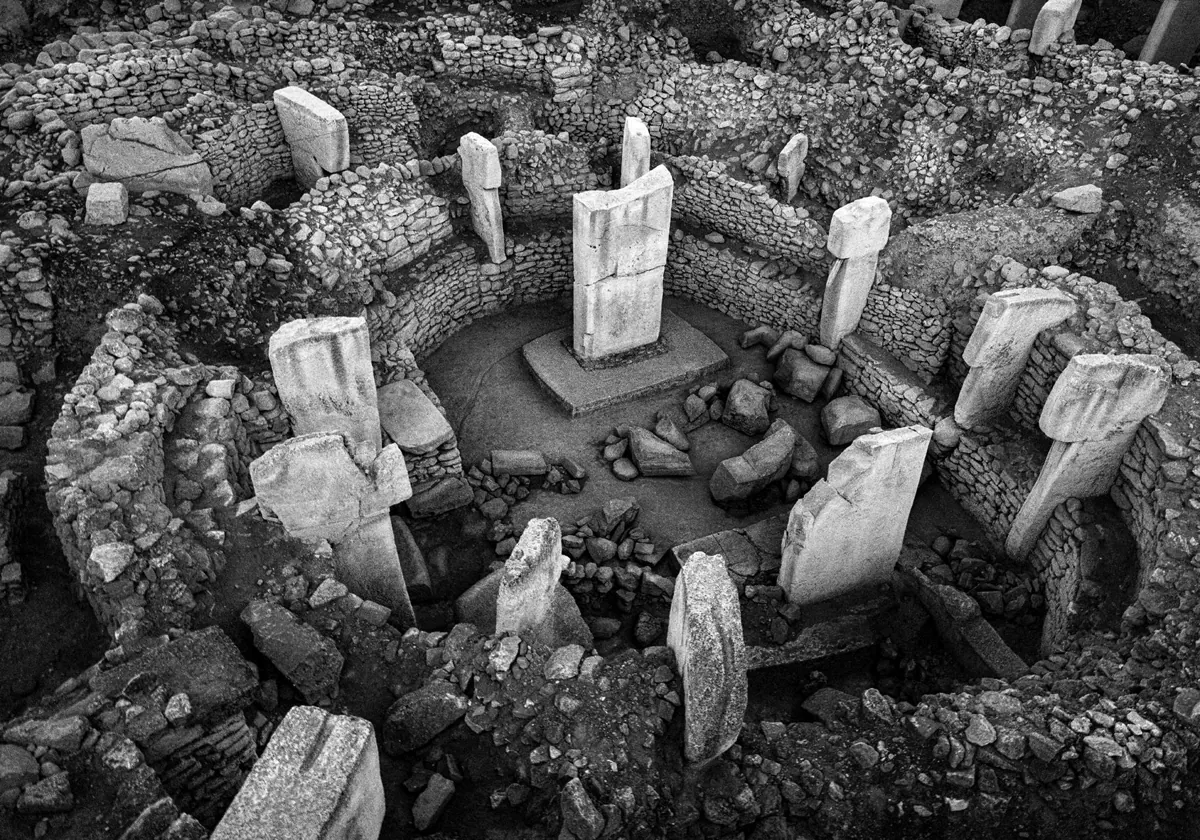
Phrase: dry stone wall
[
  {"left": 175, "top": 96, "right": 292, "bottom": 207},
  {"left": 495, "top": 129, "right": 604, "bottom": 219}
]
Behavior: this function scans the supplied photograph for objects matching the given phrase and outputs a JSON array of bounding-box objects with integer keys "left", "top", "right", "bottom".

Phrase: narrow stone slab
[
  {"left": 667, "top": 552, "right": 747, "bottom": 764},
  {"left": 746, "top": 615, "right": 876, "bottom": 670},
  {"left": 456, "top": 567, "right": 592, "bottom": 649},
  {"left": 272, "top": 86, "right": 350, "bottom": 188},
  {"left": 1029, "top": 0, "right": 1082, "bottom": 55},
  {"left": 620, "top": 116, "right": 651, "bottom": 188},
  {"left": 523, "top": 308, "right": 729, "bottom": 416},
  {"left": 241, "top": 601, "right": 344, "bottom": 703},
  {"left": 377, "top": 379, "right": 454, "bottom": 454},
  {"left": 211, "top": 706, "right": 383, "bottom": 840},
  {"left": 459, "top": 132, "right": 505, "bottom": 263},
  {"left": 1141, "top": 0, "right": 1200, "bottom": 66},
  {"left": 491, "top": 450, "right": 549, "bottom": 476},
  {"left": 825, "top": 195, "right": 891, "bottom": 260},
  {"left": 777, "top": 133, "right": 808, "bottom": 203}
]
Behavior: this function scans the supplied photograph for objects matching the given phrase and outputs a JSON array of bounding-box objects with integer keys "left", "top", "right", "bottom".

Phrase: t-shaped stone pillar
[
  {"left": 667, "top": 551, "right": 747, "bottom": 765},
  {"left": 458, "top": 132, "right": 505, "bottom": 264},
  {"left": 620, "top": 116, "right": 651, "bottom": 188},
  {"left": 250, "top": 432, "right": 416, "bottom": 626},
  {"left": 272, "top": 86, "right": 350, "bottom": 189},
  {"left": 776, "top": 133, "right": 809, "bottom": 203},
  {"left": 1029, "top": 0, "right": 1082, "bottom": 55},
  {"left": 1006, "top": 354, "right": 1170, "bottom": 560},
  {"left": 819, "top": 196, "right": 891, "bottom": 350},
  {"left": 954, "top": 288, "right": 1076, "bottom": 429},
  {"left": 780, "top": 425, "right": 932, "bottom": 605},
  {"left": 573, "top": 165, "right": 674, "bottom": 360},
  {"left": 269, "top": 317, "right": 382, "bottom": 454}
]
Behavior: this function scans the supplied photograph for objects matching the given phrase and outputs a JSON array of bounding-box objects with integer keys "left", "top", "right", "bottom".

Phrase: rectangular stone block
[
  {"left": 85, "top": 182, "right": 129, "bottom": 225},
  {"left": 272, "top": 86, "right": 350, "bottom": 188}
]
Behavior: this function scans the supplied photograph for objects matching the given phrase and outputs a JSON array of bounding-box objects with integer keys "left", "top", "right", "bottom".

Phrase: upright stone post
[
  {"left": 573, "top": 165, "right": 674, "bottom": 360},
  {"left": 269, "top": 317, "right": 382, "bottom": 454},
  {"left": 250, "top": 432, "right": 417, "bottom": 626},
  {"left": 818, "top": 196, "right": 891, "bottom": 350},
  {"left": 272, "top": 86, "right": 350, "bottom": 188},
  {"left": 1028, "top": 0, "right": 1082, "bottom": 55},
  {"left": 776, "top": 133, "right": 809, "bottom": 203},
  {"left": 1006, "top": 354, "right": 1169, "bottom": 559},
  {"left": 954, "top": 288, "right": 1076, "bottom": 429},
  {"left": 458, "top": 132, "right": 506, "bottom": 264},
  {"left": 496, "top": 517, "right": 568, "bottom": 636},
  {"left": 667, "top": 552, "right": 747, "bottom": 765},
  {"left": 211, "top": 706, "right": 384, "bottom": 840},
  {"left": 1140, "top": 0, "right": 1200, "bottom": 66},
  {"left": 1006, "top": 0, "right": 1050, "bottom": 30},
  {"left": 620, "top": 116, "right": 651, "bottom": 188},
  {"left": 779, "top": 425, "right": 932, "bottom": 605}
]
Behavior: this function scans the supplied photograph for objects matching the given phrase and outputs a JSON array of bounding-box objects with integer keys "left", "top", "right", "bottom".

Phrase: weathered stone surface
[
  {"left": 774, "top": 348, "right": 829, "bottom": 402},
  {"left": 241, "top": 600, "right": 344, "bottom": 703},
  {"left": 710, "top": 419, "right": 796, "bottom": 502},
  {"left": 667, "top": 552, "right": 746, "bottom": 764},
  {"left": 459, "top": 132, "right": 505, "bottom": 263},
  {"left": 413, "top": 773, "right": 455, "bottom": 831},
  {"left": 721, "top": 379, "right": 771, "bottom": 435},
  {"left": 1141, "top": 0, "right": 1200, "bottom": 66},
  {"left": 821, "top": 395, "right": 882, "bottom": 445},
  {"left": 273, "top": 86, "right": 350, "bottom": 188},
  {"left": 497, "top": 518, "right": 567, "bottom": 636},
  {"left": 383, "top": 681, "right": 469, "bottom": 754},
  {"left": 392, "top": 516, "right": 432, "bottom": 602},
  {"left": 573, "top": 165, "right": 673, "bottom": 359},
  {"left": 0, "top": 744, "right": 38, "bottom": 794},
  {"left": 777, "top": 132, "right": 809, "bottom": 202},
  {"left": 87, "top": 541, "right": 135, "bottom": 583},
  {"left": 780, "top": 426, "right": 932, "bottom": 604},
  {"left": 85, "top": 181, "right": 128, "bottom": 225},
  {"left": 82, "top": 117, "right": 213, "bottom": 195},
  {"left": 406, "top": 476, "right": 473, "bottom": 518},
  {"left": 1029, "top": 0, "right": 1082, "bottom": 55},
  {"left": 627, "top": 427, "right": 694, "bottom": 476},
  {"left": 544, "top": 644, "right": 586, "bottom": 680},
  {"left": 826, "top": 195, "right": 891, "bottom": 260},
  {"left": 491, "top": 449, "right": 549, "bottom": 476},
  {"left": 15, "top": 772, "right": 72, "bottom": 814},
  {"left": 377, "top": 379, "right": 453, "bottom": 454},
  {"left": 3, "top": 717, "right": 86, "bottom": 752},
  {"left": 456, "top": 567, "right": 591, "bottom": 649},
  {"left": 561, "top": 777, "right": 605, "bottom": 840},
  {"left": 620, "top": 116, "right": 651, "bottom": 188},
  {"left": 210, "top": 706, "right": 383, "bottom": 840},
  {"left": 1051, "top": 184, "right": 1103, "bottom": 213}
]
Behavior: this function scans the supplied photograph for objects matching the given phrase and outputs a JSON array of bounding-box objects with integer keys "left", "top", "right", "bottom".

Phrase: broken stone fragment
[
  {"left": 561, "top": 777, "right": 605, "bottom": 840},
  {"left": 627, "top": 428, "right": 694, "bottom": 476},
  {"left": 1051, "top": 184, "right": 1103, "bottom": 213},
  {"left": 413, "top": 773, "right": 455, "bottom": 831},
  {"left": 85, "top": 181, "right": 128, "bottom": 225},
  {"left": 774, "top": 348, "right": 829, "bottom": 402},
  {"left": 81, "top": 117, "right": 213, "bottom": 195},
  {"left": 382, "top": 681, "right": 469, "bottom": 754},
  {"left": 710, "top": 419, "right": 797, "bottom": 503},
  {"left": 821, "top": 395, "right": 882, "bottom": 445},
  {"left": 377, "top": 379, "right": 454, "bottom": 454},
  {"left": 87, "top": 541, "right": 136, "bottom": 583},
  {"left": 721, "top": 379, "right": 771, "bottom": 435},
  {"left": 240, "top": 600, "right": 343, "bottom": 703},
  {"left": 15, "top": 771, "right": 73, "bottom": 814}
]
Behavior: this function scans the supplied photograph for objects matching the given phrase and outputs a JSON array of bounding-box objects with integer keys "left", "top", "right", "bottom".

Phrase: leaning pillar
[
  {"left": 667, "top": 551, "right": 746, "bottom": 765},
  {"left": 777, "top": 133, "right": 809, "bottom": 203},
  {"left": 1006, "top": 354, "right": 1169, "bottom": 560},
  {"left": 496, "top": 517, "right": 567, "bottom": 636},
  {"left": 458, "top": 132, "right": 506, "bottom": 264},
  {"left": 269, "top": 317, "right": 382, "bottom": 454},
  {"left": 1006, "top": 0, "right": 1049, "bottom": 29},
  {"left": 1140, "top": 0, "right": 1200, "bottom": 67},
  {"left": 573, "top": 165, "right": 674, "bottom": 360},
  {"left": 818, "top": 196, "right": 891, "bottom": 350},
  {"left": 620, "top": 116, "right": 651, "bottom": 188},
  {"left": 272, "top": 86, "right": 350, "bottom": 188},
  {"left": 954, "top": 288, "right": 1076, "bottom": 429},
  {"left": 1029, "top": 0, "right": 1082, "bottom": 55}
]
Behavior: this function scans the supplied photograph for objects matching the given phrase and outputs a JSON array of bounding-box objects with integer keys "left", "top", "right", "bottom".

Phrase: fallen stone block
[
  {"left": 241, "top": 600, "right": 343, "bottom": 703},
  {"left": 490, "top": 449, "right": 549, "bottom": 476},
  {"left": 81, "top": 117, "right": 212, "bottom": 195},
  {"left": 710, "top": 419, "right": 796, "bottom": 502},
  {"left": 383, "top": 681, "right": 469, "bottom": 754},
  {"left": 413, "top": 773, "right": 455, "bottom": 831},
  {"left": 456, "top": 568, "right": 592, "bottom": 650},
  {"left": 670, "top": 515, "right": 786, "bottom": 580},
  {"left": 85, "top": 181, "right": 128, "bottom": 225},
  {"left": 407, "top": 476, "right": 473, "bottom": 518},
  {"left": 1051, "top": 184, "right": 1102, "bottom": 213},
  {"left": 821, "top": 395, "right": 882, "bottom": 445},
  {"left": 721, "top": 379, "right": 771, "bottom": 435},
  {"left": 627, "top": 428, "right": 694, "bottom": 476},
  {"left": 377, "top": 380, "right": 454, "bottom": 454},
  {"left": 774, "top": 348, "right": 829, "bottom": 402}
]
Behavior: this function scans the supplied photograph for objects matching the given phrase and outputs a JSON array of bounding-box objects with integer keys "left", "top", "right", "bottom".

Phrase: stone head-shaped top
[
  {"left": 826, "top": 196, "right": 892, "bottom": 260},
  {"left": 1039, "top": 353, "right": 1170, "bottom": 442},
  {"left": 458, "top": 132, "right": 502, "bottom": 190}
]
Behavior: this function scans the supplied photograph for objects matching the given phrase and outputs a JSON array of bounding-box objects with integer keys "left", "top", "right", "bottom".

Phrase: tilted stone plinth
[
  {"left": 620, "top": 116, "right": 651, "bottom": 188},
  {"left": 776, "top": 133, "right": 809, "bottom": 202},
  {"left": 211, "top": 706, "right": 383, "bottom": 840},
  {"left": 1006, "top": 354, "right": 1169, "bottom": 559},
  {"left": 573, "top": 165, "right": 674, "bottom": 360},
  {"left": 779, "top": 425, "right": 933, "bottom": 605},
  {"left": 272, "top": 86, "right": 350, "bottom": 188},
  {"left": 496, "top": 517, "right": 569, "bottom": 636},
  {"left": 458, "top": 132, "right": 505, "bottom": 263},
  {"left": 954, "top": 288, "right": 1076, "bottom": 429},
  {"left": 269, "top": 317, "right": 382, "bottom": 453},
  {"left": 1029, "top": 0, "right": 1082, "bottom": 55},
  {"left": 250, "top": 432, "right": 416, "bottom": 625},
  {"left": 819, "top": 196, "right": 891, "bottom": 350},
  {"left": 667, "top": 551, "right": 747, "bottom": 765}
]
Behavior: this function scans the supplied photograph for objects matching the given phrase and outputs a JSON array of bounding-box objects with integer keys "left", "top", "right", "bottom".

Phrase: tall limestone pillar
[
  {"left": 459, "top": 132, "right": 506, "bottom": 263},
  {"left": 818, "top": 196, "right": 891, "bottom": 351},
  {"left": 776, "top": 133, "right": 809, "bottom": 202},
  {"left": 272, "top": 86, "right": 350, "bottom": 188},
  {"left": 620, "top": 116, "right": 651, "bottom": 188},
  {"left": 1006, "top": 354, "right": 1170, "bottom": 560}
]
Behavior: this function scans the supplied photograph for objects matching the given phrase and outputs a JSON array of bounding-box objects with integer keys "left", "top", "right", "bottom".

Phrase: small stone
[
  {"left": 413, "top": 773, "right": 455, "bottom": 831},
  {"left": 544, "top": 644, "right": 586, "bottom": 680}
]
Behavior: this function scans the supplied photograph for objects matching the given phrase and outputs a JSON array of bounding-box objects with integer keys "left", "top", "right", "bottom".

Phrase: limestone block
[
  {"left": 392, "top": 516, "right": 432, "bottom": 601},
  {"left": 458, "top": 132, "right": 505, "bottom": 263},
  {"left": 406, "top": 476, "right": 473, "bottom": 518},
  {"left": 1141, "top": 0, "right": 1200, "bottom": 66},
  {"left": 272, "top": 86, "right": 350, "bottom": 188},
  {"left": 779, "top": 426, "right": 933, "bottom": 605},
  {"left": 774, "top": 348, "right": 829, "bottom": 402},
  {"left": 85, "top": 182, "right": 128, "bottom": 225},
  {"left": 667, "top": 552, "right": 747, "bottom": 764},
  {"left": 620, "top": 116, "right": 651, "bottom": 188},
  {"left": 954, "top": 288, "right": 1076, "bottom": 429},
  {"left": 336, "top": 512, "right": 417, "bottom": 627},
  {"left": 456, "top": 567, "right": 592, "bottom": 649},
  {"left": 825, "top": 196, "right": 891, "bottom": 260},
  {"left": 1029, "top": 0, "right": 1082, "bottom": 55},
  {"left": 1037, "top": 354, "right": 1169, "bottom": 442},
  {"left": 269, "top": 317, "right": 382, "bottom": 451},
  {"left": 818, "top": 256, "right": 879, "bottom": 351},
  {"left": 210, "top": 706, "right": 383, "bottom": 840},
  {"left": 241, "top": 601, "right": 344, "bottom": 702},
  {"left": 1051, "top": 184, "right": 1103, "bottom": 213},
  {"left": 776, "top": 133, "right": 808, "bottom": 202},
  {"left": 496, "top": 518, "right": 568, "bottom": 637},
  {"left": 81, "top": 117, "right": 212, "bottom": 195},
  {"left": 88, "top": 542, "right": 135, "bottom": 583},
  {"left": 710, "top": 419, "right": 796, "bottom": 502},
  {"left": 573, "top": 165, "right": 674, "bottom": 359},
  {"left": 721, "top": 379, "right": 771, "bottom": 435},
  {"left": 490, "top": 449, "right": 549, "bottom": 476},
  {"left": 821, "top": 395, "right": 882, "bottom": 446},
  {"left": 377, "top": 379, "right": 453, "bottom": 454},
  {"left": 383, "top": 682, "right": 469, "bottom": 754},
  {"left": 627, "top": 427, "right": 694, "bottom": 476}
]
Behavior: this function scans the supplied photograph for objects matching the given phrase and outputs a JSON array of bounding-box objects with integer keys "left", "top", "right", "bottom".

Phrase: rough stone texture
[
  {"left": 619, "top": 116, "right": 650, "bottom": 188},
  {"left": 667, "top": 551, "right": 746, "bottom": 764},
  {"left": 780, "top": 425, "right": 933, "bottom": 605},
  {"left": 826, "top": 195, "right": 892, "bottom": 260},
  {"left": 241, "top": 600, "right": 344, "bottom": 703},
  {"left": 210, "top": 706, "right": 383, "bottom": 840},
  {"left": 377, "top": 379, "right": 454, "bottom": 454},
  {"left": 456, "top": 567, "right": 592, "bottom": 649},
  {"left": 494, "top": 517, "right": 593, "bottom": 649},
  {"left": 81, "top": 117, "right": 213, "bottom": 195},
  {"left": 573, "top": 164, "right": 674, "bottom": 359},
  {"left": 774, "top": 348, "right": 829, "bottom": 402},
  {"left": 776, "top": 132, "right": 808, "bottom": 202},
  {"left": 459, "top": 132, "right": 506, "bottom": 263},
  {"left": 490, "top": 449, "right": 549, "bottom": 476},
  {"left": 560, "top": 777, "right": 604, "bottom": 840},
  {"left": 412, "top": 773, "right": 454, "bottom": 831},
  {"left": 710, "top": 419, "right": 796, "bottom": 502},
  {"left": 85, "top": 181, "right": 129, "bottom": 225},
  {"left": 627, "top": 427, "right": 694, "bottom": 476},
  {"left": 383, "top": 681, "right": 469, "bottom": 754},
  {"left": 272, "top": 86, "right": 350, "bottom": 188},
  {"left": 1029, "top": 0, "right": 1083, "bottom": 55},
  {"left": 1051, "top": 184, "right": 1103, "bottom": 214},
  {"left": 720, "top": 379, "right": 771, "bottom": 435},
  {"left": 1140, "top": 0, "right": 1200, "bottom": 66},
  {"left": 821, "top": 395, "right": 882, "bottom": 445}
]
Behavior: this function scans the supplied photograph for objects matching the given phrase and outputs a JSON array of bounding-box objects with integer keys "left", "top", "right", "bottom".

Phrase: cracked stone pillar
[
  {"left": 458, "top": 132, "right": 506, "bottom": 263},
  {"left": 818, "top": 196, "right": 891, "bottom": 350},
  {"left": 250, "top": 432, "right": 416, "bottom": 625},
  {"left": 667, "top": 551, "right": 747, "bottom": 765},
  {"left": 573, "top": 164, "right": 674, "bottom": 360},
  {"left": 211, "top": 706, "right": 384, "bottom": 840},
  {"left": 779, "top": 425, "right": 932, "bottom": 605},
  {"left": 272, "top": 86, "right": 350, "bottom": 188},
  {"left": 269, "top": 317, "right": 382, "bottom": 454},
  {"left": 1005, "top": 0, "right": 1049, "bottom": 29},
  {"left": 496, "top": 517, "right": 567, "bottom": 636},
  {"left": 1029, "top": 0, "right": 1082, "bottom": 55},
  {"left": 1140, "top": 0, "right": 1200, "bottom": 67},
  {"left": 954, "top": 288, "right": 1076, "bottom": 429},
  {"left": 1007, "top": 354, "right": 1169, "bottom": 559},
  {"left": 620, "top": 116, "right": 651, "bottom": 188},
  {"left": 777, "top": 133, "right": 809, "bottom": 202}
]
